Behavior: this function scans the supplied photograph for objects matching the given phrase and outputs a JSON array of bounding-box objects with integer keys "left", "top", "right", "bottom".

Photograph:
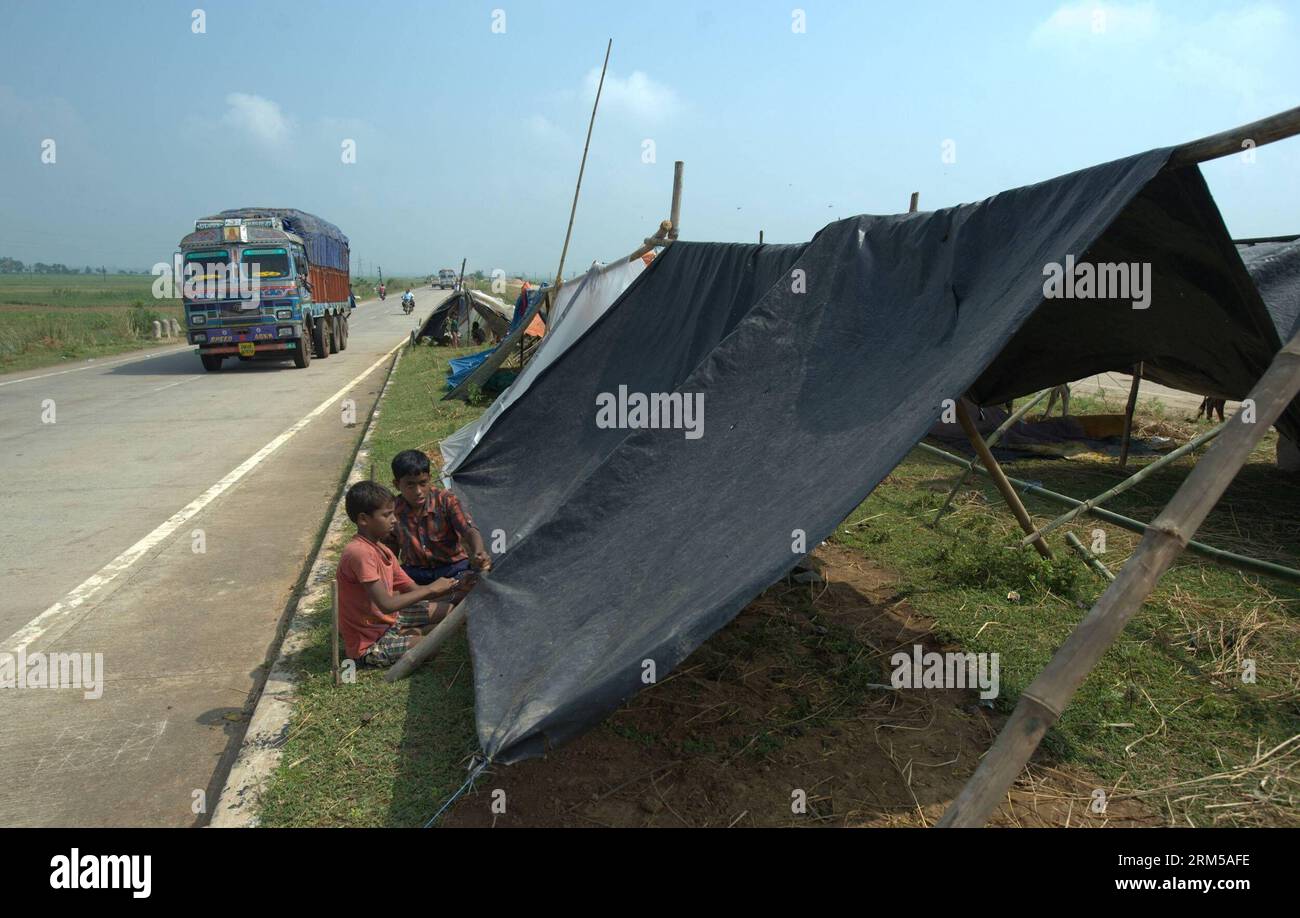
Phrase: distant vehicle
[
  {"left": 178, "top": 208, "right": 352, "bottom": 371},
  {"left": 437, "top": 269, "right": 457, "bottom": 289}
]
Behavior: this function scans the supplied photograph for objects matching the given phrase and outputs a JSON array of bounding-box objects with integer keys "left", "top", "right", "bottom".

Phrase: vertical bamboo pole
[
  {"left": 669, "top": 161, "right": 683, "bottom": 239},
  {"left": 939, "top": 329, "right": 1300, "bottom": 827},
  {"left": 955, "top": 400, "right": 1053, "bottom": 559},
  {"left": 908, "top": 191, "right": 920, "bottom": 213},
  {"left": 331, "top": 581, "right": 340, "bottom": 687},
  {"left": 1118, "top": 363, "right": 1143, "bottom": 468}
]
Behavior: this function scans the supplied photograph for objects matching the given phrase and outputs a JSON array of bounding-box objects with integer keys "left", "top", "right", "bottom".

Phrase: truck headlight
[
  {"left": 193, "top": 333, "right": 207, "bottom": 343},
  {"left": 190, "top": 314, "right": 206, "bottom": 325},
  {"left": 275, "top": 309, "right": 292, "bottom": 319},
  {"left": 278, "top": 326, "right": 295, "bottom": 337}
]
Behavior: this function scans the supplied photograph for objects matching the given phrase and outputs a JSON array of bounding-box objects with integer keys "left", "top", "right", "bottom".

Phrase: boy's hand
[
  {"left": 428, "top": 577, "right": 461, "bottom": 597},
  {"left": 471, "top": 550, "right": 492, "bottom": 571}
]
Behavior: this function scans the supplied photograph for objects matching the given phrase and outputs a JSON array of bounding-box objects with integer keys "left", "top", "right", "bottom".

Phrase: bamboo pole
[
  {"left": 384, "top": 603, "right": 468, "bottom": 683},
  {"left": 916, "top": 441, "right": 1300, "bottom": 582},
  {"left": 331, "top": 581, "right": 340, "bottom": 687},
  {"left": 939, "top": 329, "right": 1300, "bottom": 827},
  {"left": 1168, "top": 105, "right": 1300, "bottom": 167},
  {"left": 554, "top": 38, "right": 611, "bottom": 289},
  {"left": 669, "top": 161, "right": 683, "bottom": 239},
  {"left": 932, "top": 389, "right": 1052, "bottom": 526},
  {"left": 1065, "top": 531, "right": 1114, "bottom": 582},
  {"left": 955, "top": 400, "right": 1053, "bottom": 559},
  {"left": 1021, "top": 418, "right": 1227, "bottom": 547},
  {"left": 908, "top": 191, "right": 919, "bottom": 213},
  {"left": 1118, "top": 363, "right": 1142, "bottom": 468}
]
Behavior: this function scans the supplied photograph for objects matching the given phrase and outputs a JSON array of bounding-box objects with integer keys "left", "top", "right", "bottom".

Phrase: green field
[{"left": 0, "top": 274, "right": 182, "bottom": 374}]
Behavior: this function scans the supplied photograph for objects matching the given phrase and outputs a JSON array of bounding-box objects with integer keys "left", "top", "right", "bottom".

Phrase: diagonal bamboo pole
[
  {"left": 1065, "top": 531, "right": 1114, "bottom": 582},
  {"left": 932, "top": 389, "right": 1051, "bottom": 527},
  {"left": 938, "top": 328, "right": 1300, "bottom": 827},
  {"left": 955, "top": 400, "right": 1053, "bottom": 559},
  {"left": 1020, "top": 418, "right": 1227, "bottom": 547},
  {"left": 554, "top": 38, "right": 612, "bottom": 290},
  {"left": 916, "top": 440, "right": 1300, "bottom": 582}
]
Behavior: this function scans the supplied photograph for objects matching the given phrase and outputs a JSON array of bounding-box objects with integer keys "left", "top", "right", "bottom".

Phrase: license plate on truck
[{"left": 238, "top": 342, "right": 255, "bottom": 357}]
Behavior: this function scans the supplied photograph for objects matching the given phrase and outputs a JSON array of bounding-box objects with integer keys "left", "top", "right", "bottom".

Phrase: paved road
[
  {"left": 1072, "top": 371, "right": 1217, "bottom": 415},
  {"left": 0, "top": 290, "right": 449, "bottom": 826}
]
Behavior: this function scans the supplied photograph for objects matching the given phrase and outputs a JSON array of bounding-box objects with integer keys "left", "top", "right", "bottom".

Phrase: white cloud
[
  {"left": 1030, "top": 3, "right": 1291, "bottom": 107},
  {"left": 582, "top": 69, "right": 680, "bottom": 123},
  {"left": 221, "top": 92, "right": 291, "bottom": 149}
]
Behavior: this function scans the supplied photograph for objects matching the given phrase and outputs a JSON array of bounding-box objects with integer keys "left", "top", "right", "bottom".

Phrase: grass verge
[{"left": 256, "top": 343, "right": 489, "bottom": 827}]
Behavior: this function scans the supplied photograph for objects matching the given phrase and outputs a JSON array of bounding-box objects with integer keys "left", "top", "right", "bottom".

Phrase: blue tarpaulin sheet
[{"left": 447, "top": 348, "right": 496, "bottom": 390}]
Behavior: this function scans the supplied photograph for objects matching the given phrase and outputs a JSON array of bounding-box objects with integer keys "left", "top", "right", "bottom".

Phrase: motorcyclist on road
[
  {"left": 402, "top": 288, "right": 415, "bottom": 313},
  {"left": 378, "top": 282, "right": 386, "bottom": 300}
]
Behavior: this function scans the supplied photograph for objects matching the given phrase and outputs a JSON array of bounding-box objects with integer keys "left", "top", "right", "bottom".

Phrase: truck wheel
[
  {"left": 200, "top": 354, "right": 223, "bottom": 372},
  {"left": 337, "top": 315, "right": 349, "bottom": 351},
  {"left": 292, "top": 333, "right": 312, "bottom": 368},
  {"left": 328, "top": 314, "right": 341, "bottom": 354},
  {"left": 312, "top": 316, "right": 330, "bottom": 359}
]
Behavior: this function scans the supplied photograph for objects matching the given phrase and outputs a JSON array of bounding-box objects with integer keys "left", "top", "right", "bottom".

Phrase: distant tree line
[{"left": 0, "top": 258, "right": 136, "bottom": 275}]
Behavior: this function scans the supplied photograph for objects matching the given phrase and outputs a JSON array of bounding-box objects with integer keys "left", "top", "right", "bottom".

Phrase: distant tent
[
  {"left": 417, "top": 290, "right": 512, "bottom": 344},
  {"left": 443, "top": 285, "right": 552, "bottom": 402},
  {"left": 440, "top": 256, "right": 651, "bottom": 474},
  {"left": 446, "top": 146, "right": 1300, "bottom": 764}
]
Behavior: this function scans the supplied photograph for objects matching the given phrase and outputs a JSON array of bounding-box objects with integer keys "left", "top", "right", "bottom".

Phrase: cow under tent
[{"left": 399, "top": 108, "right": 1300, "bottom": 826}]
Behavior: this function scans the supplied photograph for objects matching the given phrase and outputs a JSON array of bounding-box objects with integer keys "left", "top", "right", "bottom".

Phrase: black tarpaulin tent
[
  {"left": 1238, "top": 238, "right": 1300, "bottom": 342},
  {"left": 416, "top": 290, "right": 512, "bottom": 343},
  {"left": 446, "top": 145, "right": 1297, "bottom": 764}
]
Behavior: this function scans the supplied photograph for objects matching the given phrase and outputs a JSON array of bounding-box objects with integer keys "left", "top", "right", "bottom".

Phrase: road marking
[
  {"left": 148, "top": 376, "right": 202, "bottom": 394},
  {"left": 0, "top": 346, "right": 193, "bottom": 389},
  {"left": 4, "top": 340, "right": 404, "bottom": 653}
]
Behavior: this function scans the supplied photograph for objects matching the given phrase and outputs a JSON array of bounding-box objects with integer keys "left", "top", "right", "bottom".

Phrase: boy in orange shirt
[{"left": 336, "top": 480, "right": 476, "bottom": 667}]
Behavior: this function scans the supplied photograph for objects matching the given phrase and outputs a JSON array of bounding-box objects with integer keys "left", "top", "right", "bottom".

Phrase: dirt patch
[{"left": 442, "top": 545, "right": 1157, "bottom": 828}]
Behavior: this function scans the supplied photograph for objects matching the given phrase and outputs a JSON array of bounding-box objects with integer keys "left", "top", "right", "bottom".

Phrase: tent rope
[{"left": 423, "top": 755, "right": 491, "bottom": 828}]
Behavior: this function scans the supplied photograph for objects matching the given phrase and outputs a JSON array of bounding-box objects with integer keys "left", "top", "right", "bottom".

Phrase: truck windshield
[
  {"left": 184, "top": 250, "right": 229, "bottom": 280},
  {"left": 241, "top": 247, "right": 291, "bottom": 279}
]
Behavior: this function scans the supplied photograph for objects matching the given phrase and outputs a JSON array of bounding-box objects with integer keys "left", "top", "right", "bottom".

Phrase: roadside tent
[
  {"left": 417, "top": 290, "right": 512, "bottom": 344},
  {"left": 449, "top": 147, "right": 1298, "bottom": 764},
  {"left": 440, "top": 256, "right": 653, "bottom": 474}
]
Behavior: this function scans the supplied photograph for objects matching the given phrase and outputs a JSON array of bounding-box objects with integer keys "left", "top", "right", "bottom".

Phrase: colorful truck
[{"left": 178, "top": 208, "right": 353, "bottom": 371}]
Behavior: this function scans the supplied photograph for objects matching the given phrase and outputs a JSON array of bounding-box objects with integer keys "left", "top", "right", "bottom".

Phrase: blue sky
[{"left": 1, "top": 0, "right": 1297, "bottom": 275}]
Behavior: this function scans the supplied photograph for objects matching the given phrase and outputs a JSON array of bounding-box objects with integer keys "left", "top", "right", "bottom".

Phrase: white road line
[
  {"left": 148, "top": 375, "right": 202, "bottom": 394},
  {"left": 5, "top": 340, "right": 404, "bottom": 652},
  {"left": 0, "top": 346, "right": 193, "bottom": 389}
]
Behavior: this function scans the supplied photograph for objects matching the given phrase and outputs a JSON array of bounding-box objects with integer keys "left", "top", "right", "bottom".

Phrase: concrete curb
[{"left": 210, "top": 344, "right": 407, "bottom": 827}]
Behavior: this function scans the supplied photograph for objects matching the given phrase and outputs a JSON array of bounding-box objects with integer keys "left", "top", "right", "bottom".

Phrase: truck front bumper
[{"left": 191, "top": 322, "right": 302, "bottom": 350}]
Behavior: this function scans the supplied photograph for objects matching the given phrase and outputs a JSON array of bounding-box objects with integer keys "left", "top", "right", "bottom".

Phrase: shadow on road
[{"left": 109, "top": 349, "right": 301, "bottom": 376}]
